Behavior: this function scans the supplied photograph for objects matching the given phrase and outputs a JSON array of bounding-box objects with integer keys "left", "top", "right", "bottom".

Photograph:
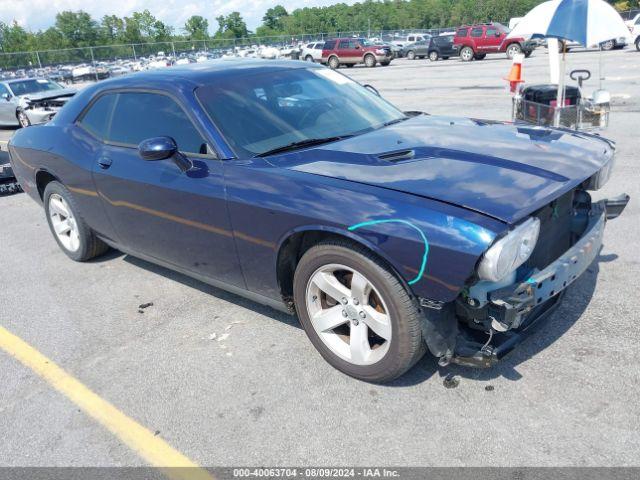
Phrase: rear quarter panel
[{"left": 9, "top": 123, "right": 115, "bottom": 241}]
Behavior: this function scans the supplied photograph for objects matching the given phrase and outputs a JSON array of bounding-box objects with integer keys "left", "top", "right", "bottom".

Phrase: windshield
[
  {"left": 9, "top": 79, "right": 63, "bottom": 96},
  {"left": 196, "top": 67, "right": 405, "bottom": 158}
]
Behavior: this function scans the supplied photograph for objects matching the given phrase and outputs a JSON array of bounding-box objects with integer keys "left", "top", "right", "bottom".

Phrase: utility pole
[
  {"left": 368, "top": 18, "right": 371, "bottom": 38},
  {"left": 89, "top": 47, "right": 98, "bottom": 82}
]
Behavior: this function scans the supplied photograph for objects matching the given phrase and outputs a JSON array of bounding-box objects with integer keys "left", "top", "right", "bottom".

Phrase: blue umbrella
[{"left": 508, "top": 0, "right": 631, "bottom": 47}]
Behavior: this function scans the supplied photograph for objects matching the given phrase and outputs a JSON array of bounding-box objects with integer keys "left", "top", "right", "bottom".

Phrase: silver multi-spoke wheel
[
  {"left": 306, "top": 264, "right": 392, "bottom": 366},
  {"left": 48, "top": 193, "right": 80, "bottom": 252}
]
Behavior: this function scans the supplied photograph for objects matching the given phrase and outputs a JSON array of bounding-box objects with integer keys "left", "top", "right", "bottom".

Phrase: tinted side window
[
  {"left": 471, "top": 28, "right": 484, "bottom": 37},
  {"left": 486, "top": 28, "right": 497, "bottom": 37},
  {"left": 109, "top": 92, "right": 207, "bottom": 155},
  {"left": 79, "top": 94, "right": 116, "bottom": 139},
  {"left": 456, "top": 28, "right": 468, "bottom": 37},
  {"left": 324, "top": 40, "right": 336, "bottom": 49},
  {"left": 338, "top": 40, "right": 350, "bottom": 49}
]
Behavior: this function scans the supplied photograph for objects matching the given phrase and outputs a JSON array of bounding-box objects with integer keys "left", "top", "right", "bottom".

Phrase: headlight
[
  {"left": 478, "top": 217, "right": 540, "bottom": 282},
  {"left": 586, "top": 156, "right": 615, "bottom": 190}
]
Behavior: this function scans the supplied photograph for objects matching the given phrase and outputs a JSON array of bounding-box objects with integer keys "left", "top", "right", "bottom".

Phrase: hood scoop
[{"left": 378, "top": 149, "right": 415, "bottom": 163}]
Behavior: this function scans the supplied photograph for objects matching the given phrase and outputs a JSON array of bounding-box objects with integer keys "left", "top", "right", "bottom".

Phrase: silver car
[{"left": 0, "top": 78, "right": 76, "bottom": 128}]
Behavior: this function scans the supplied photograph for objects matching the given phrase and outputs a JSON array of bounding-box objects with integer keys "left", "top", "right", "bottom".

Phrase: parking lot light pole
[
  {"left": 35, "top": 51, "right": 42, "bottom": 69},
  {"left": 89, "top": 47, "right": 98, "bottom": 82}
]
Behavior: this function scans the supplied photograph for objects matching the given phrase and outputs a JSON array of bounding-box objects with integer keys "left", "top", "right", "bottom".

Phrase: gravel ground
[{"left": 1, "top": 47, "right": 639, "bottom": 468}]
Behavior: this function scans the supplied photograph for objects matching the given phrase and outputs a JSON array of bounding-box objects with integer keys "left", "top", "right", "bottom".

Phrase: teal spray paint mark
[{"left": 348, "top": 219, "right": 429, "bottom": 286}]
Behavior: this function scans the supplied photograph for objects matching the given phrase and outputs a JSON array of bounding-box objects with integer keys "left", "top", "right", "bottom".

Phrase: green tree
[
  {"left": 54, "top": 10, "right": 98, "bottom": 47},
  {"left": 100, "top": 15, "right": 125, "bottom": 43},
  {"left": 0, "top": 21, "right": 30, "bottom": 52},
  {"left": 262, "top": 5, "right": 289, "bottom": 31},
  {"left": 184, "top": 15, "right": 209, "bottom": 40},
  {"left": 215, "top": 12, "right": 250, "bottom": 39}
]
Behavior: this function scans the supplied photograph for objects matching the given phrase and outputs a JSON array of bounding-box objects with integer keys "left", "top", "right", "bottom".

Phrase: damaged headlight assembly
[{"left": 477, "top": 217, "right": 540, "bottom": 282}]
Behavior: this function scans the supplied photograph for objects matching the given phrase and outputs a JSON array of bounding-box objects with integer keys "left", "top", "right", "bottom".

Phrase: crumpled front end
[
  {"left": 21, "top": 93, "right": 75, "bottom": 126},
  {"left": 420, "top": 187, "right": 629, "bottom": 368}
]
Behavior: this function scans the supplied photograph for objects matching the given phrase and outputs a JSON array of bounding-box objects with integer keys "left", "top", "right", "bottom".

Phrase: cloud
[{"left": 1, "top": 0, "right": 358, "bottom": 33}]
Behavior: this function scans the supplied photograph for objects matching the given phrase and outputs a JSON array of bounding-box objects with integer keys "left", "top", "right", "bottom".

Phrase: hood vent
[{"left": 378, "top": 149, "right": 415, "bottom": 163}]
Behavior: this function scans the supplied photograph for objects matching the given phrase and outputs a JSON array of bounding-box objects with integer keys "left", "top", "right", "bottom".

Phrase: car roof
[{"left": 92, "top": 58, "right": 319, "bottom": 91}]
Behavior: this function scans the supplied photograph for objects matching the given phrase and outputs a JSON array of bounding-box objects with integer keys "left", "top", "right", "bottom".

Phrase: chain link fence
[{"left": 1, "top": 9, "right": 636, "bottom": 72}]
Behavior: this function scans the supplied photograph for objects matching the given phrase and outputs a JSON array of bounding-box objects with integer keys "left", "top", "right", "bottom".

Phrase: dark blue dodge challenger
[{"left": 9, "top": 60, "right": 628, "bottom": 382}]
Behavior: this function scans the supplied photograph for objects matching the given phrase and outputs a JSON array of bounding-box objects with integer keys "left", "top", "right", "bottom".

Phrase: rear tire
[
  {"left": 43, "top": 181, "right": 109, "bottom": 262},
  {"left": 460, "top": 46, "right": 474, "bottom": 62},
  {"left": 364, "top": 54, "right": 376, "bottom": 68},
  {"left": 636, "top": 37, "right": 640, "bottom": 51},
  {"left": 328, "top": 56, "right": 340, "bottom": 69},
  {"left": 429, "top": 51, "right": 439, "bottom": 61},
  {"left": 305, "top": 55, "right": 315, "bottom": 63},
  {"left": 293, "top": 240, "right": 425, "bottom": 383}
]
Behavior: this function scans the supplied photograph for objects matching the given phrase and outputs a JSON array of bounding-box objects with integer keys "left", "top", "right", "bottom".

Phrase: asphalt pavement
[{"left": 1, "top": 47, "right": 639, "bottom": 468}]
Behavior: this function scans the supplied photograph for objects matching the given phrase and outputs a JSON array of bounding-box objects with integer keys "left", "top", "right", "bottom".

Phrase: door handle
[{"left": 97, "top": 156, "right": 112, "bottom": 169}]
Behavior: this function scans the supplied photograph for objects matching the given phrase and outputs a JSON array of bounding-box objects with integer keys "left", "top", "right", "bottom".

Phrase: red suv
[
  {"left": 454, "top": 23, "right": 535, "bottom": 61},
  {"left": 321, "top": 38, "right": 393, "bottom": 69}
]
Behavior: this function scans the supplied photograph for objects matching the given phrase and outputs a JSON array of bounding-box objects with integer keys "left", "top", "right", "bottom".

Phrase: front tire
[
  {"left": 601, "top": 40, "right": 614, "bottom": 51},
  {"left": 460, "top": 46, "right": 474, "bottom": 62},
  {"left": 305, "top": 55, "right": 315, "bottom": 63},
  {"left": 293, "top": 241, "right": 425, "bottom": 383},
  {"left": 506, "top": 43, "right": 523, "bottom": 59},
  {"left": 17, "top": 110, "right": 31, "bottom": 128},
  {"left": 43, "top": 181, "right": 109, "bottom": 262},
  {"left": 328, "top": 56, "right": 340, "bottom": 69},
  {"left": 406, "top": 50, "right": 416, "bottom": 60},
  {"left": 636, "top": 37, "right": 640, "bottom": 51}
]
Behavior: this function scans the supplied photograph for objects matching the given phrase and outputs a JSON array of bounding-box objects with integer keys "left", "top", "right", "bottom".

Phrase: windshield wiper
[{"left": 255, "top": 135, "right": 353, "bottom": 157}]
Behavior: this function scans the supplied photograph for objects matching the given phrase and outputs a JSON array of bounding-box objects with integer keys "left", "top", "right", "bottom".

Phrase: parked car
[
  {"left": 0, "top": 78, "right": 76, "bottom": 128},
  {"left": 633, "top": 23, "right": 640, "bottom": 50},
  {"left": 426, "top": 34, "right": 459, "bottom": 61},
  {"left": 301, "top": 42, "right": 325, "bottom": 62},
  {"left": 390, "top": 33, "right": 431, "bottom": 51},
  {"left": 625, "top": 12, "right": 640, "bottom": 30},
  {"left": 454, "top": 23, "right": 536, "bottom": 61},
  {"left": 8, "top": 60, "right": 628, "bottom": 382},
  {"left": 322, "top": 38, "right": 393, "bottom": 68},
  {"left": 403, "top": 40, "right": 430, "bottom": 60}
]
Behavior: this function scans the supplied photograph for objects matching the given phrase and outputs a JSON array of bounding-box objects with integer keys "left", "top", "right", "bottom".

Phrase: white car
[
  {"left": 0, "top": 78, "right": 75, "bottom": 127},
  {"left": 632, "top": 22, "right": 640, "bottom": 51},
  {"left": 301, "top": 42, "right": 325, "bottom": 62}
]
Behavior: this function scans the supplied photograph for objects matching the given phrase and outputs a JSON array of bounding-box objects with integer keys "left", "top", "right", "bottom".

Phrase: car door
[
  {"left": 484, "top": 26, "right": 504, "bottom": 52},
  {"left": 0, "top": 84, "right": 17, "bottom": 125},
  {"left": 86, "top": 90, "right": 246, "bottom": 288},
  {"left": 470, "top": 27, "right": 485, "bottom": 51}
]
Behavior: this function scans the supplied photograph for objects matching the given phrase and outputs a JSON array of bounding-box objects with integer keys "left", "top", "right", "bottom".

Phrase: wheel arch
[
  {"left": 35, "top": 169, "right": 61, "bottom": 201},
  {"left": 275, "top": 226, "right": 413, "bottom": 309}
]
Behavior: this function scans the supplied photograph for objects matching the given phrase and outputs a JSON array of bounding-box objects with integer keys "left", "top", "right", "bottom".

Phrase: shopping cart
[{"left": 512, "top": 69, "right": 610, "bottom": 131}]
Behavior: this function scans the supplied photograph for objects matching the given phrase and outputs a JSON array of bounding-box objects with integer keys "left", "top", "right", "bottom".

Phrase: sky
[{"left": 0, "top": 0, "right": 359, "bottom": 33}]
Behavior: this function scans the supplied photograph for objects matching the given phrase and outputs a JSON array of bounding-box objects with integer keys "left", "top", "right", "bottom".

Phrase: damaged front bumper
[{"left": 424, "top": 195, "right": 629, "bottom": 368}]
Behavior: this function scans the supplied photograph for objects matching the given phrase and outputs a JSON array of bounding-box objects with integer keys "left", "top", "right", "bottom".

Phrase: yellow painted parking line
[{"left": 0, "top": 325, "right": 214, "bottom": 480}]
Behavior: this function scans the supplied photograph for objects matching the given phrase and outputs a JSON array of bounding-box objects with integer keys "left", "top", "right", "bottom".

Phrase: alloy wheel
[
  {"left": 48, "top": 193, "right": 80, "bottom": 252},
  {"left": 305, "top": 264, "right": 392, "bottom": 366},
  {"left": 460, "top": 47, "right": 473, "bottom": 61},
  {"left": 407, "top": 51, "right": 415, "bottom": 60},
  {"left": 429, "top": 51, "right": 438, "bottom": 61},
  {"left": 17, "top": 111, "right": 30, "bottom": 128}
]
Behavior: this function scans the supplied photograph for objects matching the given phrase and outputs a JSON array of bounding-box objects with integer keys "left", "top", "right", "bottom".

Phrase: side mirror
[
  {"left": 363, "top": 84, "right": 380, "bottom": 97},
  {"left": 138, "top": 136, "right": 177, "bottom": 161},
  {"left": 138, "top": 136, "right": 193, "bottom": 172}
]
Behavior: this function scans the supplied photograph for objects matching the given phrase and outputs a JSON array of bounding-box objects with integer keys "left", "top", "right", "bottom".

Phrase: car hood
[
  {"left": 19, "top": 88, "right": 76, "bottom": 102},
  {"left": 278, "top": 115, "right": 614, "bottom": 224}
]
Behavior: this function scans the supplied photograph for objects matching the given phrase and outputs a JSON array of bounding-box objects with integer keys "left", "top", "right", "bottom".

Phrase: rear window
[
  {"left": 456, "top": 28, "right": 468, "bottom": 37},
  {"left": 323, "top": 40, "right": 336, "bottom": 50},
  {"left": 78, "top": 94, "right": 116, "bottom": 139}
]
